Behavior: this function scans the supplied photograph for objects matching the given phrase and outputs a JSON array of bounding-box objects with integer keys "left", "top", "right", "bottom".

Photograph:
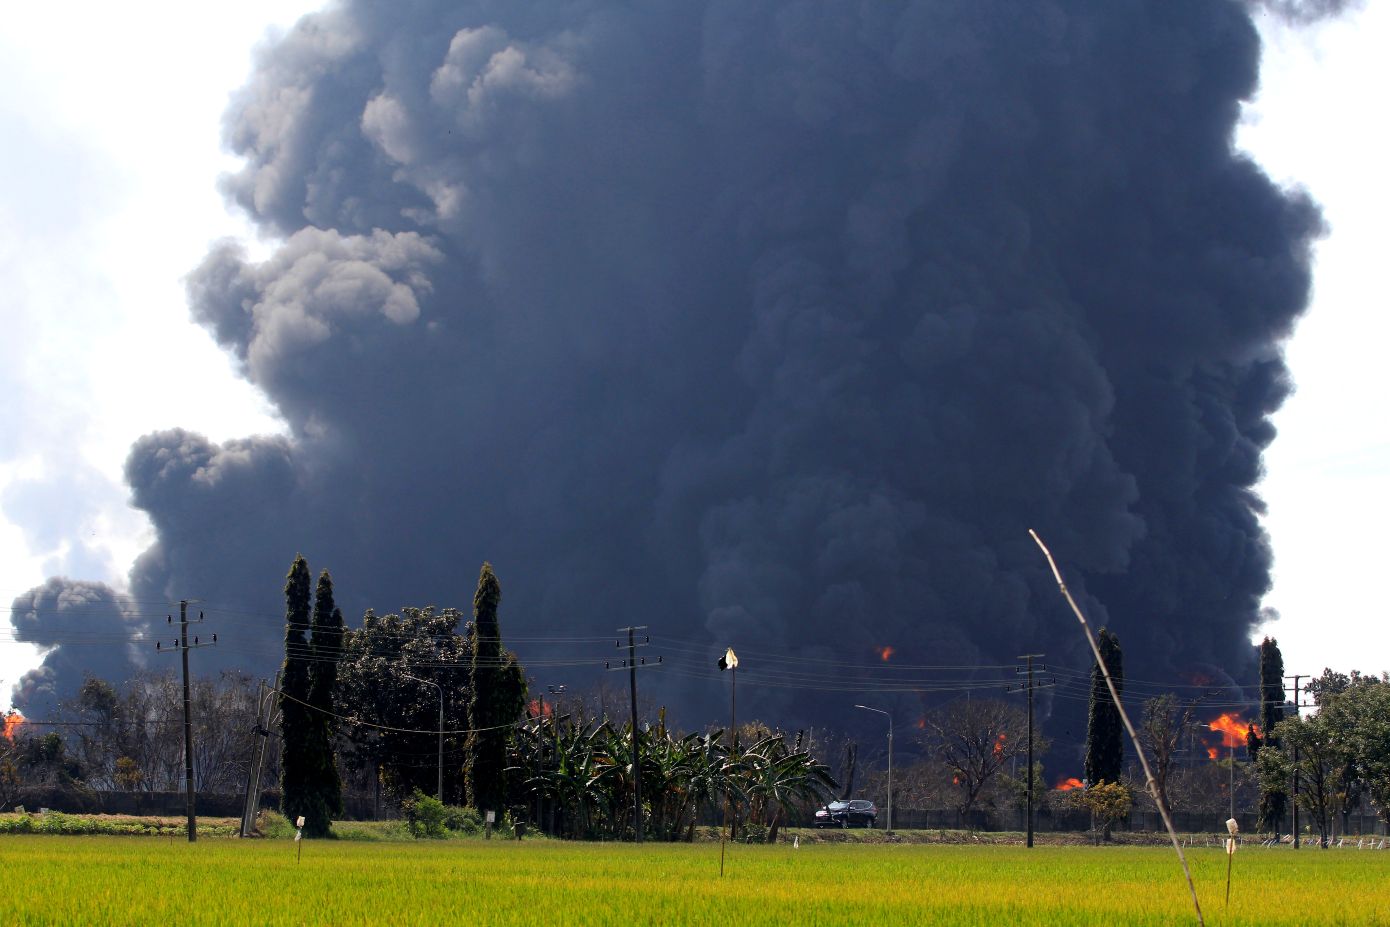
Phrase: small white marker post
[
  {"left": 1225, "top": 817, "right": 1238, "bottom": 908},
  {"left": 295, "top": 815, "right": 306, "bottom": 863},
  {"left": 485, "top": 810, "right": 495, "bottom": 840}
]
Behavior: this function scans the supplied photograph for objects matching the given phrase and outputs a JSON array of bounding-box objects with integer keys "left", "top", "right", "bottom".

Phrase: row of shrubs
[
  {"left": 0, "top": 793, "right": 501, "bottom": 841},
  {"left": 0, "top": 811, "right": 241, "bottom": 837},
  {"left": 400, "top": 791, "right": 491, "bottom": 838}
]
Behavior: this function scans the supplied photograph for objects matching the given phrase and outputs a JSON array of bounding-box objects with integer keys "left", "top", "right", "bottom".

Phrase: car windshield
[
  {"left": 848, "top": 800, "right": 872, "bottom": 810},
  {"left": 824, "top": 801, "right": 849, "bottom": 810}
]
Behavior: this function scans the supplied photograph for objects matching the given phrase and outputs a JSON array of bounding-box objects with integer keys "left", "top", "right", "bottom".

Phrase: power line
[{"left": 271, "top": 686, "right": 531, "bottom": 737}]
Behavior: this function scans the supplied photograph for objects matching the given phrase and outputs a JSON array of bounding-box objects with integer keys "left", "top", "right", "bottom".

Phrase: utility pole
[
  {"left": 1008, "top": 654, "right": 1051, "bottom": 848},
  {"left": 240, "top": 679, "right": 267, "bottom": 837},
  {"left": 156, "top": 600, "right": 216, "bottom": 843},
  {"left": 608, "top": 628, "right": 662, "bottom": 843},
  {"left": 545, "top": 685, "right": 565, "bottom": 836},
  {"left": 627, "top": 627, "right": 642, "bottom": 844},
  {"left": 1287, "top": 674, "right": 1307, "bottom": 849},
  {"left": 1229, "top": 738, "right": 1236, "bottom": 822},
  {"left": 241, "top": 673, "right": 280, "bottom": 837}
]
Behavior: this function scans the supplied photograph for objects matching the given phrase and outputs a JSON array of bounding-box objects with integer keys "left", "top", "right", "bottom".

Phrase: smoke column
[{"left": 12, "top": 0, "right": 1328, "bottom": 732}]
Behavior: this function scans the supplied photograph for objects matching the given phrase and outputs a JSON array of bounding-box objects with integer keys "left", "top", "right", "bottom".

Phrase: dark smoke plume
[
  {"left": 13, "top": 0, "right": 1325, "bottom": 734},
  {"left": 11, "top": 579, "right": 140, "bottom": 713}
]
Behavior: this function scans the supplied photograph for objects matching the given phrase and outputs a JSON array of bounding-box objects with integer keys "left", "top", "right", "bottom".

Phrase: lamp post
[
  {"left": 717, "top": 647, "right": 738, "bottom": 876},
  {"left": 854, "top": 704, "right": 892, "bottom": 833},
  {"left": 1228, "top": 739, "right": 1235, "bottom": 823},
  {"left": 403, "top": 673, "right": 444, "bottom": 801}
]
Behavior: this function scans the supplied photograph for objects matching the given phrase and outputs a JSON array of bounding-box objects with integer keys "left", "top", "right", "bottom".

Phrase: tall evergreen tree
[
  {"left": 278, "top": 555, "right": 314, "bottom": 828},
  {"left": 302, "top": 569, "right": 344, "bottom": 835},
  {"left": 1253, "top": 636, "right": 1288, "bottom": 832},
  {"left": 465, "top": 562, "right": 526, "bottom": 813},
  {"left": 1084, "top": 627, "right": 1124, "bottom": 786},
  {"left": 1258, "top": 637, "right": 1287, "bottom": 740}
]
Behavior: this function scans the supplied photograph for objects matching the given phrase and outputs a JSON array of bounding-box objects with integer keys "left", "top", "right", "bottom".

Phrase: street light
[
  {"left": 403, "top": 673, "right": 444, "bottom": 801},
  {"left": 854, "top": 704, "right": 892, "bottom": 833}
]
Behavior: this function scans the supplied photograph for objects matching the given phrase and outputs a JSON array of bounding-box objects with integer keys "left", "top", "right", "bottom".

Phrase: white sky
[{"left": 1, "top": 4, "right": 1386, "bottom": 713}]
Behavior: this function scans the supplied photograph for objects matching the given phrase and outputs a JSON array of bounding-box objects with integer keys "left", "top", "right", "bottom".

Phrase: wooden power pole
[{"left": 157, "top": 600, "right": 216, "bottom": 843}]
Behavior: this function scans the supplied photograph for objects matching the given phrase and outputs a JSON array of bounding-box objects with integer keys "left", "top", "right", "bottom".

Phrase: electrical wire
[{"left": 271, "top": 686, "right": 530, "bottom": 737}]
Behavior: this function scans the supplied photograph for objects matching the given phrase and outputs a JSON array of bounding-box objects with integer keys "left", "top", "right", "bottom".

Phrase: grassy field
[{"left": 0, "top": 835, "right": 1386, "bottom": 925}]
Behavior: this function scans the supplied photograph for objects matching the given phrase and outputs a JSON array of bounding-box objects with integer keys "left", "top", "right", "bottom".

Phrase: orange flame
[
  {"left": 916, "top": 716, "right": 926, "bottom": 730},
  {"left": 1208, "top": 713, "right": 1256, "bottom": 748},
  {"left": 526, "top": 699, "right": 555, "bottom": 719},
  {"left": 952, "top": 775, "right": 960, "bottom": 785},
  {"left": 878, "top": 646, "right": 895, "bottom": 662},
  {"left": 992, "top": 732, "right": 1006, "bottom": 757},
  {"left": 1056, "top": 777, "right": 1084, "bottom": 791},
  {"left": 1207, "top": 747, "right": 1220, "bottom": 761},
  {"left": 2, "top": 710, "right": 23, "bottom": 741}
]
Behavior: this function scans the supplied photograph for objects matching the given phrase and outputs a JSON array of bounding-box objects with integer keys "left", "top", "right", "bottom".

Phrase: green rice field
[{"left": 0, "top": 836, "right": 1386, "bottom": 926}]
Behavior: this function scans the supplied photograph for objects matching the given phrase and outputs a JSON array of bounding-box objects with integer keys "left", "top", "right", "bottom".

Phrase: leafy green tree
[
  {"left": 337, "top": 606, "right": 472, "bottom": 803},
  {"left": 0, "top": 751, "right": 19, "bottom": 810},
  {"left": 465, "top": 563, "right": 526, "bottom": 815},
  {"left": 1067, "top": 780, "right": 1132, "bottom": 844},
  {"left": 1314, "top": 673, "right": 1390, "bottom": 830},
  {"left": 113, "top": 756, "right": 143, "bottom": 791},
  {"left": 999, "top": 761, "right": 1050, "bottom": 816},
  {"left": 278, "top": 555, "right": 318, "bottom": 832},
  {"left": 13, "top": 731, "right": 85, "bottom": 788},
  {"left": 1269, "top": 712, "right": 1346, "bottom": 848},
  {"left": 1084, "top": 628, "right": 1124, "bottom": 787}
]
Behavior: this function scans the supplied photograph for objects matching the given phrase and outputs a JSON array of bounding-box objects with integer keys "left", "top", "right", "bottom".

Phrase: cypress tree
[
  {"left": 465, "top": 563, "right": 526, "bottom": 814},
  {"left": 303, "top": 569, "right": 344, "bottom": 836},
  {"left": 1254, "top": 636, "right": 1288, "bottom": 832},
  {"left": 1258, "top": 637, "right": 1286, "bottom": 741},
  {"left": 1084, "top": 628, "right": 1124, "bottom": 786},
  {"left": 278, "top": 555, "right": 314, "bottom": 829}
]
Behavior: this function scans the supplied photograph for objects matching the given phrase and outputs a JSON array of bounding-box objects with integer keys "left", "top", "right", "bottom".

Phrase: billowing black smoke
[
  {"left": 13, "top": 0, "right": 1326, "bottom": 733},
  {"left": 10, "top": 579, "right": 142, "bottom": 713}
]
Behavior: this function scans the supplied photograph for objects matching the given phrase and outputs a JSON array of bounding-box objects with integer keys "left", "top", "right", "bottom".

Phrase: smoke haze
[{"left": 13, "top": 0, "right": 1325, "bottom": 735}]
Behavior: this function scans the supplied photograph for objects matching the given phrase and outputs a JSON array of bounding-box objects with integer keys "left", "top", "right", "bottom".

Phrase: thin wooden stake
[{"left": 1030, "top": 529, "right": 1204, "bottom": 927}]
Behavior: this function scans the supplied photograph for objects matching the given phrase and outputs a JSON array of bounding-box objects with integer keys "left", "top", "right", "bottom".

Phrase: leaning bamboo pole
[{"left": 1029, "top": 529, "right": 1204, "bottom": 927}]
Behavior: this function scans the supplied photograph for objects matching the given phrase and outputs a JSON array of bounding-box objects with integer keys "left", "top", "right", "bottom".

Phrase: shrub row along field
[{"left": 1, "top": 837, "right": 1386, "bottom": 926}]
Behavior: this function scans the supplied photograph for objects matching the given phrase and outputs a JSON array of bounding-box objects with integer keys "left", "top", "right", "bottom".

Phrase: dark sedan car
[{"left": 814, "top": 799, "right": 878, "bottom": 828}]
